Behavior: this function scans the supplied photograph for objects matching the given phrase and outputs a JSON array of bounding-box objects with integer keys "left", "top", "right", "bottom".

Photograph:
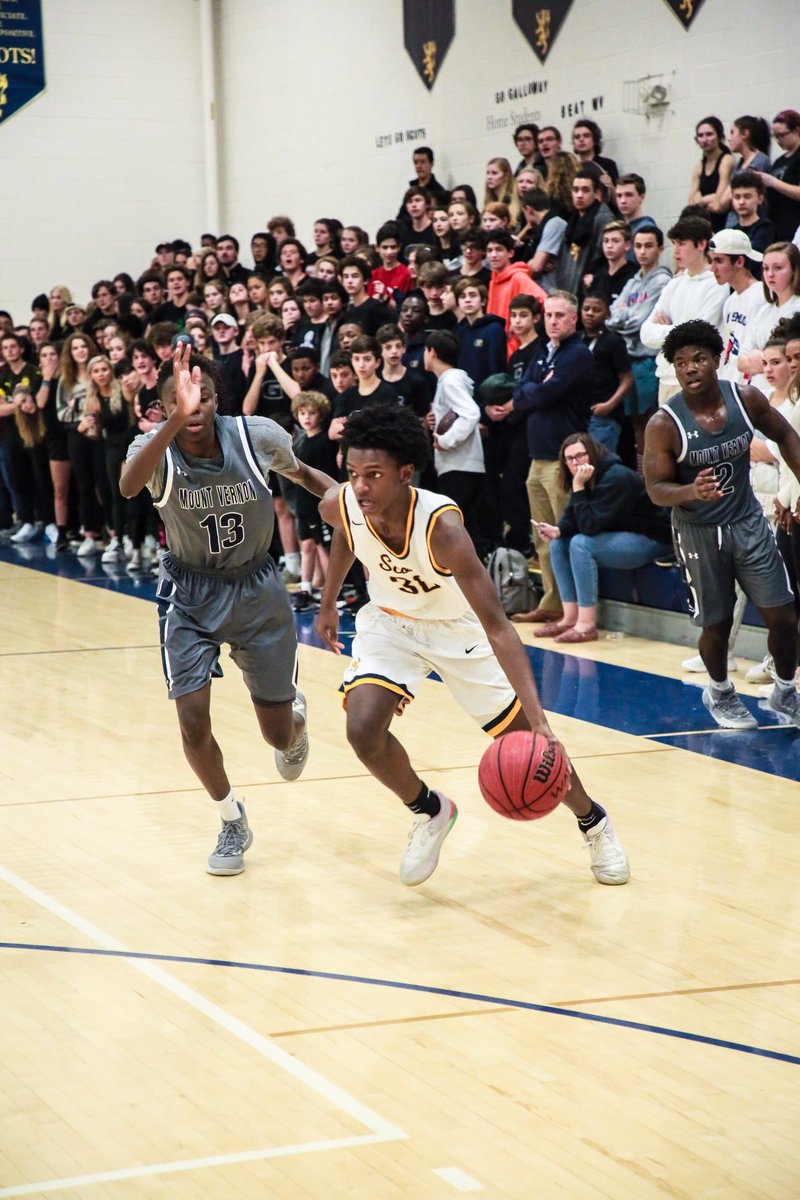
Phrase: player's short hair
[
  {"left": 290, "top": 389, "right": 331, "bottom": 420},
  {"left": 662, "top": 319, "right": 724, "bottom": 363},
  {"left": 156, "top": 351, "right": 216, "bottom": 401},
  {"left": 342, "top": 403, "right": 432, "bottom": 471}
]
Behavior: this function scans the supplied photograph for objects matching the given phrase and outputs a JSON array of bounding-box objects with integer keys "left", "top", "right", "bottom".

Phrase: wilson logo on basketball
[{"left": 532, "top": 742, "right": 556, "bottom": 783}]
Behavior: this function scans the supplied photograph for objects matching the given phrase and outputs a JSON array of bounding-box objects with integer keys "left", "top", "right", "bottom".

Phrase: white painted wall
[
  {"left": 216, "top": 0, "right": 800, "bottom": 251},
  {"left": 3, "top": 0, "right": 799, "bottom": 325},
  {"left": 1, "top": 0, "right": 205, "bottom": 322}
]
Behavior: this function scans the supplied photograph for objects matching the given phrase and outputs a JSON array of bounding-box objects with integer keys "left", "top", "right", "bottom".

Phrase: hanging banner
[
  {"left": 0, "top": 0, "right": 45, "bottom": 125},
  {"left": 661, "top": 0, "right": 708, "bottom": 29},
  {"left": 512, "top": 0, "right": 574, "bottom": 65},
  {"left": 403, "top": 0, "right": 455, "bottom": 91}
]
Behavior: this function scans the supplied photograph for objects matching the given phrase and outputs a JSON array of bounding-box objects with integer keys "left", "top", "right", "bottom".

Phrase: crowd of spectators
[{"left": 1, "top": 107, "right": 799, "bottom": 627}]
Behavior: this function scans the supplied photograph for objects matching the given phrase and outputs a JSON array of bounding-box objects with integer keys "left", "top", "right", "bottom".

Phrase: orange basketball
[{"left": 478, "top": 730, "right": 569, "bottom": 820}]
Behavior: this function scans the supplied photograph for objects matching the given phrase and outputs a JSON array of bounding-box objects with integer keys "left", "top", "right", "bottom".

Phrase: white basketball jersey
[{"left": 339, "top": 484, "right": 470, "bottom": 620}]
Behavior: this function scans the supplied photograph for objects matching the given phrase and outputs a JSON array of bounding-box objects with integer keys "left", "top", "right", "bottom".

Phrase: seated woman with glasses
[{"left": 527, "top": 433, "right": 672, "bottom": 643}]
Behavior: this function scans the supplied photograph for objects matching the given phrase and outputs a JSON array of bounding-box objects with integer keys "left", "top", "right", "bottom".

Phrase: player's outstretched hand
[
  {"left": 690, "top": 466, "right": 723, "bottom": 503},
  {"left": 316, "top": 603, "right": 344, "bottom": 654},
  {"left": 172, "top": 343, "right": 202, "bottom": 424}
]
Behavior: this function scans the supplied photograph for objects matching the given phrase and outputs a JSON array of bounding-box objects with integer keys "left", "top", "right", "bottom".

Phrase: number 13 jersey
[
  {"left": 127, "top": 415, "right": 297, "bottom": 573},
  {"left": 339, "top": 483, "right": 470, "bottom": 620}
]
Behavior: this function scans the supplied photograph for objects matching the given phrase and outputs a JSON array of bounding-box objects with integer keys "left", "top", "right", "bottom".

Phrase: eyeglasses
[{"left": 564, "top": 450, "right": 589, "bottom": 463}]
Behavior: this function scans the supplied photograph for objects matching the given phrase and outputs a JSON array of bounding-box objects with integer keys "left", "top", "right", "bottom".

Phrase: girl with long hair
[
  {"left": 85, "top": 354, "right": 134, "bottom": 563},
  {"left": 56, "top": 331, "right": 106, "bottom": 556},
  {"left": 483, "top": 157, "right": 520, "bottom": 225},
  {"left": 37, "top": 341, "right": 71, "bottom": 548},
  {"left": 689, "top": 115, "right": 734, "bottom": 231}
]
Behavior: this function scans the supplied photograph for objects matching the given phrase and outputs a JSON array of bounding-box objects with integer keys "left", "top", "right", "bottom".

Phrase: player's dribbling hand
[
  {"left": 691, "top": 466, "right": 723, "bottom": 503},
  {"left": 315, "top": 606, "right": 344, "bottom": 654}
]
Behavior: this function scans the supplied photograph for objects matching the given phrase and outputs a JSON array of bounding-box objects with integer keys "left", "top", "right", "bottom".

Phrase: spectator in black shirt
[
  {"left": 400, "top": 187, "right": 437, "bottom": 261},
  {"left": 289, "top": 345, "right": 334, "bottom": 400},
  {"left": 397, "top": 294, "right": 429, "bottom": 374},
  {"left": 147, "top": 266, "right": 193, "bottom": 329},
  {"left": 332, "top": 335, "right": 398, "bottom": 419},
  {"left": 376, "top": 323, "right": 431, "bottom": 417},
  {"left": 572, "top": 119, "right": 619, "bottom": 193},
  {"left": 210, "top": 313, "right": 247, "bottom": 413},
  {"left": 397, "top": 147, "right": 449, "bottom": 223},
  {"left": 459, "top": 229, "right": 492, "bottom": 289},
  {"left": 587, "top": 221, "right": 639, "bottom": 306},
  {"left": 216, "top": 234, "right": 250, "bottom": 288},
  {"left": 83, "top": 281, "right": 118, "bottom": 340},
  {"left": 418, "top": 262, "right": 458, "bottom": 332},
  {"left": 580, "top": 293, "right": 632, "bottom": 454},
  {"left": 278, "top": 238, "right": 308, "bottom": 290},
  {"left": 755, "top": 110, "right": 800, "bottom": 242},
  {"left": 250, "top": 231, "right": 277, "bottom": 278},
  {"left": 341, "top": 257, "right": 392, "bottom": 335}
]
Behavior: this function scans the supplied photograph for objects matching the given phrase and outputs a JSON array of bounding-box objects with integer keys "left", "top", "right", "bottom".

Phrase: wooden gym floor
[{"left": 0, "top": 552, "right": 798, "bottom": 1199}]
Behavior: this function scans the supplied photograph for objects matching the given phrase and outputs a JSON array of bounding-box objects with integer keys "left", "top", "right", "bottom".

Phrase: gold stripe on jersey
[
  {"left": 365, "top": 488, "right": 418, "bottom": 558},
  {"left": 426, "top": 504, "right": 462, "bottom": 576},
  {"left": 483, "top": 696, "right": 522, "bottom": 737},
  {"left": 339, "top": 485, "right": 354, "bottom": 552}
]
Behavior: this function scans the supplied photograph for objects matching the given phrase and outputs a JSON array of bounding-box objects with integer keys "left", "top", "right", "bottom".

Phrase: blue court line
[
  {"left": 2, "top": 941, "right": 799, "bottom": 1068},
  {"left": 4, "top": 544, "right": 800, "bottom": 781}
]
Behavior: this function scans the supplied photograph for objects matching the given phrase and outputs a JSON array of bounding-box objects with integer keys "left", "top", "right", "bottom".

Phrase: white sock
[
  {"left": 709, "top": 678, "right": 731, "bottom": 696},
  {"left": 774, "top": 675, "right": 795, "bottom": 692},
  {"left": 284, "top": 552, "right": 300, "bottom": 573},
  {"left": 216, "top": 789, "right": 241, "bottom": 821},
  {"left": 300, "top": 580, "right": 312, "bottom": 593}
]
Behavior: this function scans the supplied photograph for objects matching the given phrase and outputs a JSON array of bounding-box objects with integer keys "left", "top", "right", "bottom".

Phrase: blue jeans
[
  {"left": 550, "top": 531, "right": 672, "bottom": 607},
  {"left": 587, "top": 415, "right": 621, "bottom": 453}
]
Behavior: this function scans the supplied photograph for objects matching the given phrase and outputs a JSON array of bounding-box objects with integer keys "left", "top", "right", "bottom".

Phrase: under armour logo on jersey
[
  {"left": 687, "top": 430, "right": 700, "bottom": 440},
  {"left": 687, "top": 551, "right": 699, "bottom": 559}
]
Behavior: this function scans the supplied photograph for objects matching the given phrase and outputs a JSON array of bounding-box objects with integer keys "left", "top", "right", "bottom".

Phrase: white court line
[
  {"left": 434, "top": 1165, "right": 484, "bottom": 1191},
  {"left": 0, "top": 864, "right": 407, "bottom": 1195}
]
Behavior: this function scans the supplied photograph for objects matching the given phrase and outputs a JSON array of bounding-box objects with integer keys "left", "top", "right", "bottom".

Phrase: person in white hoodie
[
  {"left": 423, "top": 330, "right": 486, "bottom": 549},
  {"left": 640, "top": 216, "right": 729, "bottom": 406},
  {"left": 707, "top": 228, "right": 767, "bottom": 381}
]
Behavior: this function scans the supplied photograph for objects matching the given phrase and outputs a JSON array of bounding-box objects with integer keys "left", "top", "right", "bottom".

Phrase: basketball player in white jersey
[
  {"left": 121, "top": 346, "right": 338, "bottom": 876},
  {"left": 315, "top": 404, "right": 630, "bottom": 888}
]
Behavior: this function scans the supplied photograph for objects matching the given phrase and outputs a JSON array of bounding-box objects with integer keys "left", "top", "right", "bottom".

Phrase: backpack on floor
[{"left": 487, "top": 547, "right": 539, "bottom": 616}]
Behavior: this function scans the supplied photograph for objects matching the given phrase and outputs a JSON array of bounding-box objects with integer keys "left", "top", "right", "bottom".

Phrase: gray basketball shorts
[
  {"left": 672, "top": 509, "right": 794, "bottom": 628},
  {"left": 155, "top": 554, "right": 298, "bottom": 703}
]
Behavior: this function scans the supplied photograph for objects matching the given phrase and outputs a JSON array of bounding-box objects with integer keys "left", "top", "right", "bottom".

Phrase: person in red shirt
[
  {"left": 369, "top": 222, "right": 412, "bottom": 304},
  {"left": 486, "top": 230, "right": 546, "bottom": 354}
]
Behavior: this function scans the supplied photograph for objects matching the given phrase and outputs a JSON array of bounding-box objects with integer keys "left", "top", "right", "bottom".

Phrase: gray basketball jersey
[
  {"left": 663, "top": 380, "right": 759, "bottom": 525},
  {"left": 127, "top": 415, "right": 297, "bottom": 572}
]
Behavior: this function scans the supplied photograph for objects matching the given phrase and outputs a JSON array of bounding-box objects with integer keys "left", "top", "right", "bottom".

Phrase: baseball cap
[
  {"left": 210, "top": 313, "right": 238, "bottom": 328},
  {"left": 709, "top": 229, "right": 763, "bottom": 262}
]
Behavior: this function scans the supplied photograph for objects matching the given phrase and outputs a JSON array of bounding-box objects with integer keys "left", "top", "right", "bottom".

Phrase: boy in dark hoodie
[{"left": 454, "top": 278, "right": 507, "bottom": 388}]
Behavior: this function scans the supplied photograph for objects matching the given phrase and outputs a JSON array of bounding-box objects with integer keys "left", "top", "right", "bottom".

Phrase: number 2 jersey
[
  {"left": 339, "top": 483, "right": 471, "bottom": 620},
  {"left": 126, "top": 415, "right": 297, "bottom": 572},
  {"left": 662, "top": 380, "right": 759, "bottom": 525}
]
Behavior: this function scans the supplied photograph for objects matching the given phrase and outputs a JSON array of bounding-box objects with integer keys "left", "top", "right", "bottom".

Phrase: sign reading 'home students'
[{"left": 0, "top": 0, "right": 45, "bottom": 125}]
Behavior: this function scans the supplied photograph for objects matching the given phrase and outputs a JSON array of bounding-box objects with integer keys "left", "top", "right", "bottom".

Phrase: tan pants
[{"left": 526, "top": 459, "right": 568, "bottom": 612}]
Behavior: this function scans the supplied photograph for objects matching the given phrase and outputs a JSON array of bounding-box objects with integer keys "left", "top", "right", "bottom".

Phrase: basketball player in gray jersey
[
  {"left": 120, "top": 347, "right": 338, "bottom": 875},
  {"left": 644, "top": 320, "right": 800, "bottom": 729}
]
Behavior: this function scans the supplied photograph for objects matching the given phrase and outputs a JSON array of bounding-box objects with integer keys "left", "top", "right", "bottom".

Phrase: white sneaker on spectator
[
  {"left": 10, "top": 522, "right": 36, "bottom": 544},
  {"left": 126, "top": 549, "right": 142, "bottom": 572},
  {"left": 122, "top": 535, "right": 133, "bottom": 558},
  {"left": 76, "top": 536, "right": 99, "bottom": 557},
  {"left": 745, "top": 655, "right": 775, "bottom": 684},
  {"left": 143, "top": 534, "right": 158, "bottom": 555},
  {"left": 45, "top": 523, "right": 59, "bottom": 543},
  {"left": 682, "top": 652, "right": 737, "bottom": 673},
  {"left": 101, "top": 537, "right": 122, "bottom": 563}
]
